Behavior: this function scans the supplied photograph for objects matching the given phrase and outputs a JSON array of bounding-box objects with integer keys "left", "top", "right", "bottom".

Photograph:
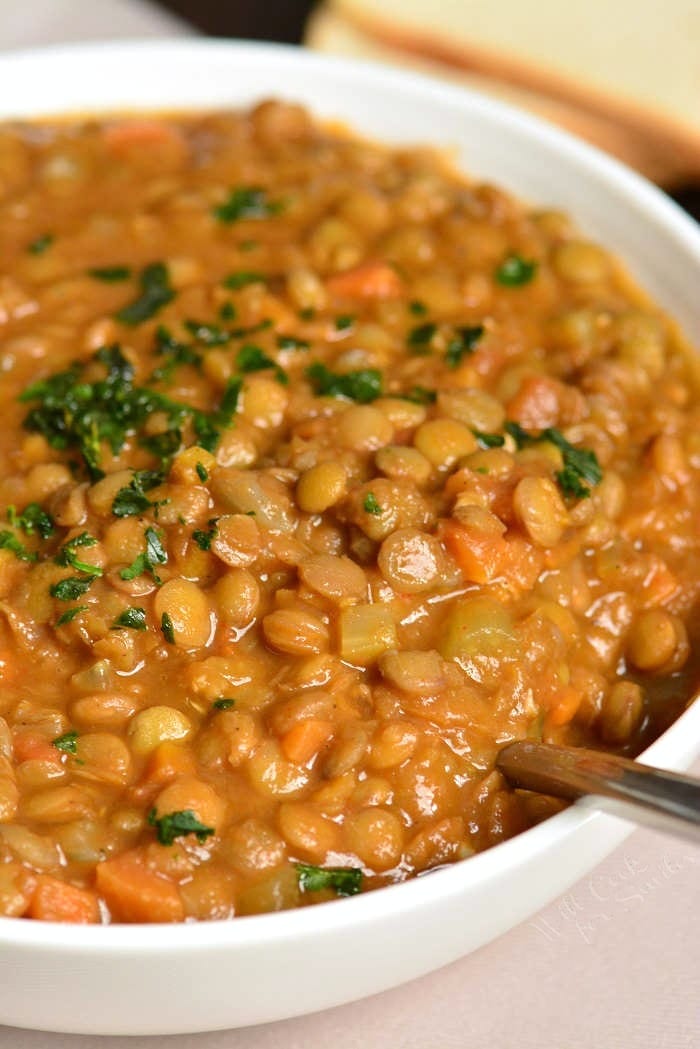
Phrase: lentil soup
[{"left": 0, "top": 101, "right": 697, "bottom": 924}]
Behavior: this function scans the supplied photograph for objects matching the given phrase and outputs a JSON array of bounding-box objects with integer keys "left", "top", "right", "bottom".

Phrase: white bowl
[{"left": 0, "top": 39, "right": 698, "bottom": 1037}]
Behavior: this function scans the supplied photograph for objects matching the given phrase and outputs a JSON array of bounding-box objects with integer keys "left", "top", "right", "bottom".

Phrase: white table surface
[{"left": 0, "top": 3, "right": 698, "bottom": 1045}]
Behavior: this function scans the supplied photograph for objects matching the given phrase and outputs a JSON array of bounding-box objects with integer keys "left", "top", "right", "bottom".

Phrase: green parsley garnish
[
  {"left": 160, "top": 612, "right": 176, "bottom": 644},
  {"left": 409, "top": 300, "right": 427, "bottom": 315},
  {"left": 473, "top": 430, "right": 505, "bottom": 449},
  {"left": 50, "top": 576, "right": 93, "bottom": 601},
  {"left": 112, "top": 470, "right": 164, "bottom": 518},
  {"left": 505, "top": 422, "right": 602, "bottom": 498},
  {"left": 445, "top": 325, "right": 484, "bottom": 368},
  {"left": 0, "top": 531, "right": 36, "bottom": 563},
  {"left": 299, "top": 307, "right": 315, "bottom": 321},
  {"left": 7, "top": 503, "right": 54, "bottom": 539},
  {"left": 334, "top": 315, "right": 355, "bottom": 331},
  {"left": 363, "top": 492, "right": 382, "bottom": 516},
  {"left": 236, "top": 344, "right": 287, "bottom": 384},
  {"left": 151, "top": 326, "right": 202, "bottom": 383},
  {"left": 116, "top": 262, "right": 174, "bottom": 325},
  {"left": 402, "top": 385, "right": 437, "bottom": 405},
  {"left": 212, "top": 698, "right": 234, "bottom": 711},
  {"left": 192, "top": 518, "right": 219, "bottom": 551},
  {"left": 222, "top": 271, "right": 266, "bottom": 290},
  {"left": 88, "top": 265, "right": 132, "bottom": 282},
  {"left": 148, "top": 808, "right": 214, "bottom": 846},
  {"left": 55, "top": 605, "right": 87, "bottom": 626},
  {"left": 28, "top": 233, "right": 53, "bottom": 255},
  {"left": 112, "top": 606, "right": 147, "bottom": 631},
  {"left": 119, "top": 526, "right": 167, "bottom": 583},
  {"left": 54, "top": 532, "right": 102, "bottom": 577},
  {"left": 184, "top": 320, "right": 230, "bottom": 346},
  {"left": 296, "top": 863, "right": 363, "bottom": 897},
  {"left": 306, "top": 363, "right": 382, "bottom": 403},
  {"left": 20, "top": 344, "right": 239, "bottom": 478},
  {"left": 277, "top": 335, "right": 310, "bottom": 351},
  {"left": 53, "top": 730, "right": 78, "bottom": 755},
  {"left": 407, "top": 322, "right": 437, "bottom": 353},
  {"left": 495, "top": 254, "right": 538, "bottom": 287},
  {"left": 218, "top": 302, "right": 236, "bottom": 322},
  {"left": 213, "top": 186, "right": 281, "bottom": 224},
  {"left": 195, "top": 462, "right": 209, "bottom": 483}
]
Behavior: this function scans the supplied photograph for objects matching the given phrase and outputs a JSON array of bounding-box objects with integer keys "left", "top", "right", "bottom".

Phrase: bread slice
[{"left": 306, "top": 2, "right": 700, "bottom": 185}]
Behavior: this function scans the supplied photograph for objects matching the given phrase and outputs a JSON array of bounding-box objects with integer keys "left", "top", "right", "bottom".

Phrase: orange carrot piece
[
  {"left": 506, "top": 375, "right": 563, "bottom": 431},
  {"left": 102, "top": 120, "right": 185, "bottom": 153},
  {"left": 144, "top": 742, "right": 196, "bottom": 786},
  {"left": 547, "top": 686, "right": 582, "bottom": 727},
  {"left": 439, "top": 520, "right": 511, "bottom": 585},
  {"left": 96, "top": 854, "right": 184, "bottom": 924},
  {"left": 12, "top": 732, "right": 62, "bottom": 765},
  {"left": 281, "top": 719, "right": 334, "bottom": 765},
  {"left": 326, "top": 261, "right": 402, "bottom": 300},
  {"left": 29, "top": 876, "right": 100, "bottom": 924},
  {"left": 641, "top": 558, "right": 679, "bottom": 609}
]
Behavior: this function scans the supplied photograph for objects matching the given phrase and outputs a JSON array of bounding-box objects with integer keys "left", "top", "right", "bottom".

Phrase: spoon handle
[{"left": 497, "top": 741, "right": 700, "bottom": 845}]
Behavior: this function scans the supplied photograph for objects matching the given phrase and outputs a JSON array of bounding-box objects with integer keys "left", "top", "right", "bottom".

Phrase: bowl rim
[{"left": 0, "top": 35, "right": 698, "bottom": 952}]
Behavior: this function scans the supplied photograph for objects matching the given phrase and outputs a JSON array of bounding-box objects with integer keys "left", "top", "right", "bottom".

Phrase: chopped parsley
[
  {"left": 112, "top": 470, "right": 165, "bottom": 518},
  {"left": 50, "top": 576, "right": 94, "bottom": 601},
  {"left": 473, "top": 430, "right": 505, "bottom": 449},
  {"left": 112, "top": 606, "right": 147, "bottom": 631},
  {"left": 277, "top": 334, "right": 310, "bottom": 351},
  {"left": 0, "top": 531, "right": 36, "bottom": 562},
  {"left": 119, "top": 526, "right": 167, "bottom": 583},
  {"left": 363, "top": 492, "right": 382, "bottom": 516},
  {"left": 409, "top": 300, "right": 427, "bottom": 316},
  {"left": 7, "top": 503, "right": 54, "bottom": 539},
  {"left": 28, "top": 233, "right": 53, "bottom": 255},
  {"left": 296, "top": 863, "right": 363, "bottom": 897},
  {"left": 236, "top": 344, "right": 287, "bottom": 384},
  {"left": 218, "top": 302, "right": 237, "bottom": 322},
  {"left": 88, "top": 265, "right": 132, "bottom": 282},
  {"left": 298, "top": 307, "right": 315, "bottom": 321},
  {"left": 20, "top": 344, "right": 239, "bottom": 478},
  {"left": 195, "top": 462, "right": 209, "bottom": 483},
  {"left": 212, "top": 698, "right": 234, "bottom": 711},
  {"left": 184, "top": 320, "right": 230, "bottom": 347},
  {"left": 222, "top": 271, "right": 266, "bottom": 289},
  {"left": 505, "top": 422, "right": 602, "bottom": 498},
  {"left": 148, "top": 808, "right": 214, "bottom": 846},
  {"left": 116, "top": 262, "right": 174, "bottom": 325},
  {"left": 160, "top": 612, "right": 176, "bottom": 644},
  {"left": 192, "top": 518, "right": 219, "bottom": 551},
  {"left": 445, "top": 324, "right": 484, "bottom": 368},
  {"left": 56, "top": 605, "right": 88, "bottom": 626},
  {"left": 495, "top": 254, "right": 538, "bottom": 287},
  {"left": 52, "top": 730, "right": 78, "bottom": 755},
  {"left": 151, "top": 326, "right": 202, "bottom": 383},
  {"left": 54, "top": 532, "right": 102, "bottom": 577},
  {"left": 213, "top": 186, "right": 281, "bottom": 224},
  {"left": 402, "top": 385, "right": 437, "bottom": 405},
  {"left": 306, "top": 362, "right": 382, "bottom": 403},
  {"left": 334, "top": 314, "right": 355, "bottom": 331},
  {"left": 407, "top": 322, "right": 437, "bottom": 352}
]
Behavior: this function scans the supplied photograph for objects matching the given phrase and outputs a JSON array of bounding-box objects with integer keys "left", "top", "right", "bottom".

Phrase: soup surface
[{"left": 0, "top": 102, "right": 697, "bottom": 923}]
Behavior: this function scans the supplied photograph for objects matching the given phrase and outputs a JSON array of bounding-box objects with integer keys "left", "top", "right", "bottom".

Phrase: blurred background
[{"left": 1, "top": 0, "right": 698, "bottom": 219}]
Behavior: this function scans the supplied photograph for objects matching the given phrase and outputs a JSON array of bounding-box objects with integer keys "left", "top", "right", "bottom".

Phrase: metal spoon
[{"left": 496, "top": 741, "right": 700, "bottom": 844}]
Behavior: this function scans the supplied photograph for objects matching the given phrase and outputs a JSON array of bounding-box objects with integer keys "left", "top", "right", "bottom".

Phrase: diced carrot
[
  {"left": 12, "top": 732, "right": 62, "bottom": 766},
  {"left": 143, "top": 741, "right": 196, "bottom": 787},
  {"left": 439, "top": 520, "right": 511, "bottom": 584},
  {"left": 546, "top": 686, "right": 582, "bottom": 727},
  {"left": 103, "top": 119, "right": 185, "bottom": 153},
  {"left": 325, "top": 261, "right": 402, "bottom": 300},
  {"left": 96, "top": 854, "right": 184, "bottom": 923},
  {"left": 640, "top": 557, "right": 679, "bottom": 609},
  {"left": 506, "top": 375, "right": 586, "bottom": 430},
  {"left": 0, "top": 648, "right": 18, "bottom": 684},
  {"left": 281, "top": 718, "right": 334, "bottom": 765},
  {"left": 29, "top": 875, "right": 100, "bottom": 924}
]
